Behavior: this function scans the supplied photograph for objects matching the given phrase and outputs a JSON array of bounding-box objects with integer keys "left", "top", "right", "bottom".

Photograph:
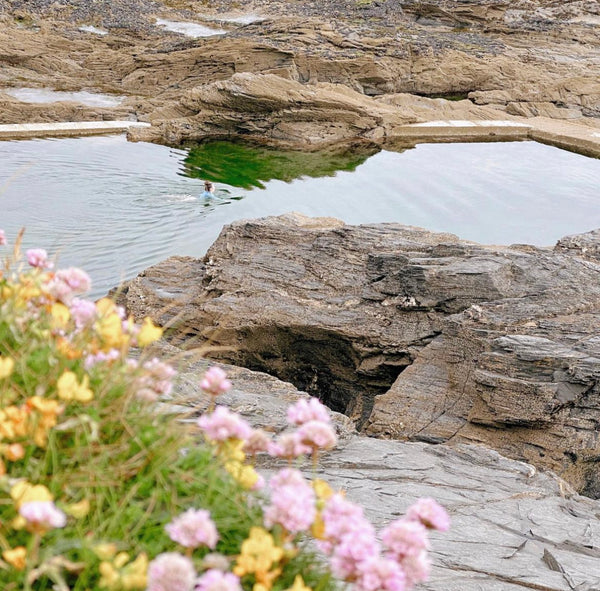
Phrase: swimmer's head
[{"left": 204, "top": 181, "right": 214, "bottom": 192}]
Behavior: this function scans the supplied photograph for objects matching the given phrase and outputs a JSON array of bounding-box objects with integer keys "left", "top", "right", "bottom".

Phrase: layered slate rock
[
  {"left": 121, "top": 214, "right": 600, "bottom": 496},
  {"left": 166, "top": 354, "right": 600, "bottom": 591}
]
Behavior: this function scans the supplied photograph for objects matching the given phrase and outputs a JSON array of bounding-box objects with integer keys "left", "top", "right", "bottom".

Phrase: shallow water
[
  {"left": 79, "top": 25, "right": 109, "bottom": 35},
  {"left": 1, "top": 135, "right": 599, "bottom": 299},
  {"left": 155, "top": 18, "right": 226, "bottom": 37},
  {"left": 4, "top": 87, "right": 125, "bottom": 107}
]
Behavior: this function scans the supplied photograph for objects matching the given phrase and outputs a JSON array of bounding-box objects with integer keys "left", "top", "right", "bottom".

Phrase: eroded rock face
[
  {"left": 121, "top": 214, "right": 600, "bottom": 496},
  {"left": 166, "top": 352, "right": 600, "bottom": 591}
]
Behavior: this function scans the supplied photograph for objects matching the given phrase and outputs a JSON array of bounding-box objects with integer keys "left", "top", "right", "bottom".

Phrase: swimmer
[{"left": 199, "top": 181, "right": 216, "bottom": 199}]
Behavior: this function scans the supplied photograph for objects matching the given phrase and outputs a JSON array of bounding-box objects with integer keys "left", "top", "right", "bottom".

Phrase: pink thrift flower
[
  {"left": 19, "top": 501, "right": 66, "bottom": 530},
  {"left": 297, "top": 420, "right": 337, "bottom": 450},
  {"left": 356, "top": 555, "right": 406, "bottom": 591},
  {"left": 26, "top": 248, "right": 53, "bottom": 269},
  {"left": 287, "top": 397, "right": 331, "bottom": 426},
  {"left": 47, "top": 267, "right": 91, "bottom": 303},
  {"left": 166, "top": 508, "right": 219, "bottom": 549},
  {"left": 264, "top": 469, "right": 316, "bottom": 533},
  {"left": 197, "top": 406, "right": 252, "bottom": 442},
  {"left": 70, "top": 298, "right": 97, "bottom": 329},
  {"left": 381, "top": 519, "right": 429, "bottom": 559},
  {"left": 406, "top": 498, "right": 450, "bottom": 531},
  {"left": 200, "top": 366, "right": 232, "bottom": 397},
  {"left": 243, "top": 429, "right": 271, "bottom": 455},
  {"left": 330, "top": 530, "right": 380, "bottom": 580},
  {"left": 267, "top": 432, "right": 311, "bottom": 459},
  {"left": 84, "top": 348, "right": 120, "bottom": 369},
  {"left": 147, "top": 553, "right": 196, "bottom": 591},
  {"left": 398, "top": 550, "right": 431, "bottom": 589},
  {"left": 196, "top": 570, "right": 242, "bottom": 591},
  {"left": 320, "top": 494, "right": 375, "bottom": 556},
  {"left": 0, "top": 229, "right": 6, "bottom": 246}
]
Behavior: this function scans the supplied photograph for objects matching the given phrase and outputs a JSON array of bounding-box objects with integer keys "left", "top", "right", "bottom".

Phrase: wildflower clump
[{"left": 0, "top": 229, "right": 449, "bottom": 591}]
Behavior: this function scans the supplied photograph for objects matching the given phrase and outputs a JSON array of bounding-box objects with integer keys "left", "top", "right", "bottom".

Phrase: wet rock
[
  {"left": 121, "top": 213, "right": 600, "bottom": 496},
  {"left": 166, "top": 350, "right": 600, "bottom": 591}
]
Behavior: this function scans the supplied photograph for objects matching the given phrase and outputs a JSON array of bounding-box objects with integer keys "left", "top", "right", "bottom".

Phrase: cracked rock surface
[
  {"left": 164, "top": 352, "right": 600, "bottom": 591},
  {"left": 121, "top": 214, "right": 600, "bottom": 497}
]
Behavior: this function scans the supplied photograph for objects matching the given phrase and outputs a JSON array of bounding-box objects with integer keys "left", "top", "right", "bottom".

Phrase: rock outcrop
[
  {"left": 1, "top": 0, "right": 600, "bottom": 147},
  {"left": 164, "top": 351, "right": 600, "bottom": 591},
  {"left": 121, "top": 214, "right": 600, "bottom": 497}
]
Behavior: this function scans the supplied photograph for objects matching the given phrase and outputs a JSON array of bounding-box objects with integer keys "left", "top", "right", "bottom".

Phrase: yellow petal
[
  {"left": 64, "top": 498, "right": 90, "bottom": 519},
  {"left": 3, "top": 546, "right": 27, "bottom": 570},
  {"left": 0, "top": 356, "right": 15, "bottom": 379},
  {"left": 10, "top": 481, "right": 53, "bottom": 508},
  {"left": 137, "top": 317, "right": 163, "bottom": 347}
]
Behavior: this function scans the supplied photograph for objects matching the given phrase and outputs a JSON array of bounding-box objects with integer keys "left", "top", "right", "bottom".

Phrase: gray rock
[
  {"left": 122, "top": 214, "right": 600, "bottom": 497},
  {"left": 166, "top": 353, "right": 600, "bottom": 591}
]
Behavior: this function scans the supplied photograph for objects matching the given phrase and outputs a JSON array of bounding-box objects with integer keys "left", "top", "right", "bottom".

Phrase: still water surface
[{"left": 1, "top": 135, "right": 599, "bottom": 299}]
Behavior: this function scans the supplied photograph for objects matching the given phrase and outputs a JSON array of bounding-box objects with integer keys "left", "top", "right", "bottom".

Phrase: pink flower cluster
[
  {"left": 147, "top": 553, "right": 196, "bottom": 591},
  {"left": 134, "top": 358, "right": 176, "bottom": 402},
  {"left": 69, "top": 298, "right": 97, "bottom": 329},
  {"left": 197, "top": 406, "right": 253, "bottom": 442},
  {"left": 166, "top": 508, "right": 219, "bottom": 549},
  {"left": 268, "top": 396, "right": 336, "bottom": 458},
  {"left": 19, "top": 500, "right": 67, "bottom": 530},
  {"left": 200, "top": 366, "right": 232, "bottom": 397},
  {"left": 0, "top": 229, "right": 6, "bottom": 246},
  {"left": 264, "top": 468, "right": 316, "bottom": 533},
  {"left": 197, "top": 569, "right": 242, "bottom": 591},
  {"left": 26, "top": 248, "right": 53, "bottom": 270},
  {"left": 319, "top": 495, "right": 450, "bottom": 591},
  {"left": 147, "top": 554, "right": 243, "bottom": 591},
  {"left": 46, "top": 267, "right": 91, "bottom": 303}
]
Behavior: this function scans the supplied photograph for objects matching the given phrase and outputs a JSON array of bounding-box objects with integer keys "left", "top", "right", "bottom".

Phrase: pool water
[
  {"left": 3, "top": 88, "right": 125, "bottom": 107},
  {"left": 1, "top": 135, "right": 599, "bottom": 299}
]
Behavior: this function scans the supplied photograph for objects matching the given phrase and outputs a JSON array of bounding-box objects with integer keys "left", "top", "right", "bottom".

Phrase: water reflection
[
  {"left": 182, "top": 140, "right": 380, "bottom": 189},
  {"left": 1, "top": 135, "right": 599, "bottom": 300}
]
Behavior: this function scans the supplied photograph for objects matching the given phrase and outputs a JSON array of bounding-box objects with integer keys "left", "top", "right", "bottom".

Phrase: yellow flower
[
  {"left": 0, "top": 356, "right": 15, "bottom": 379},
  {"left": 121, "top": 553, "right": 148, "bottom": 590},
  {"left": 0, "top": 405, "right": 28, "bottom": 440},
  {"left": 93, "top": 543, "right": 118, "bottom": 561},
  {"left": 96, "top": 297, "right": 117, "bottom": 316},
  {"left": 3, "top": 546, "right": 27, "bottom": 570},
  {"left": 95, "top": 312, "right": 125, "bottom": 350},
  {"left": 10, "top": 481, "right": 53, "bottom": 509},
  {"left": 220, "top": 439, "right": 246, "bottom": 463},
  {"left": 225, "top": 460, "right": 260, "bottom": 490},
  {"left": 234, "top": 527, "right": 284, "bottom": 589},
  {"left": 27, "top": 396, "right": 63, "bottom": 446},
  {"left": 137, "top": 317, "right": 163, "bottom": 347},
  {"left": 99, "top": 561, "right": 120, "bottom": 590},
  {"left": 4, "top": 442, "right": 25, "bottom": 461},
  {"left": 99, "top": 552, "right": 147, "bottom": 591},
  {"left": 313, "top": 479, "right": 333, "bottom": 501},
  {"left": 311, "top": 513, "right": 326, "bottom": 540},
  {"left": 57, "top": 371, "right": 94, "bottom": 403},
  {"left": 285, "top": 575, "right": 312, "bottom": 591},
  {"left": 51, "top": 302, "right": 71, "bottom": 329},
  {"left": 64, "top": 498, "right": 90, "bottom": 519}
]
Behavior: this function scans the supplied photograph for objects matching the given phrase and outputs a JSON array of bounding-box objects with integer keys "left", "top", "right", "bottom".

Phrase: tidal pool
[
  {"left": 155, "top": 18, "right": 226, "bottom": 37},
  {"left": 1, "top": 135, "right": 599, "bottom": 299},
  {"left": 3, "top": 87, "right": 125, "bottom": 107}
]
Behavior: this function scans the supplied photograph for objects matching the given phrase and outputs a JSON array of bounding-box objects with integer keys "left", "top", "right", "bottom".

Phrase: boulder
[{"left": 121, "top": 214, "right": 600, "bottom": 496}]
